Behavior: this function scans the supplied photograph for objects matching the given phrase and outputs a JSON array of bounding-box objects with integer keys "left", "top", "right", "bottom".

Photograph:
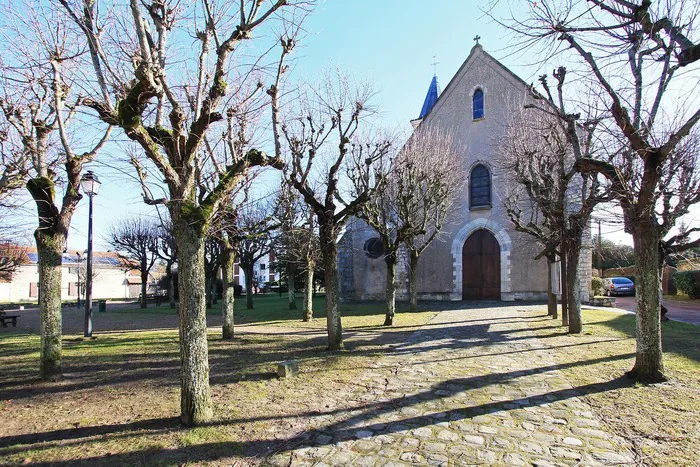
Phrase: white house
[{"left": 0, "top": 247, "right": 161, "bottom": 302}]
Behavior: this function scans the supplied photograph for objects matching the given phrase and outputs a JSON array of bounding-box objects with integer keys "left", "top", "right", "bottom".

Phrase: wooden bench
[
  {"left": 0, "top": 312, "right": 19, "bottom": 327},
  {"left": 139, "top": 294, "right": 165, "bottom": 306}
]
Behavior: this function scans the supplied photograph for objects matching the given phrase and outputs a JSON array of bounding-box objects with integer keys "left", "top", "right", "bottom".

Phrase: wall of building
[
  {"left": 337, "top": 46, "right": 592, "bottom": 303},
  {"left": 0, "top": 264, "right": 138, "bottom": 302}
]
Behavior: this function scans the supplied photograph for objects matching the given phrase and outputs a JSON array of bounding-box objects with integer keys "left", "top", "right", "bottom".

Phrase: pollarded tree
[
  {"left": 504, "top": 0, "right": 700, "bottom": 381},
  {"left": 61, "top": 0, "right": 311, "bottom": 424},
  {"left": 276, "top": 181, "right": 301, "bottom": 311},
  {"left": 155, "top": 217, "right": 177, "bottom": 309},
  {"left": 271, "top": 72, "right": 392, "bottom": 350},
  {"left": 500, "top": 70, "right": 610, "bottom": 333},
  {"left": 0, "top": 3, "right": 111, "bottom": 380},
  {"left": 234, "top": 200, "right": 278, "bottom": 310},
  {"left": 392, "top": 128, "right": 462, "bottom": 314},
  {"left": 107, "top": 217, "right": 160, "bottom": 309},
  {"left": 0, "top": 243, "right": 28, "bottom": 282},
  {"left": 358, "top": 127, "right": 462, "bottom": 324},
  {"left": 273, "top": 178, "right": 322, "bottom": 319}
]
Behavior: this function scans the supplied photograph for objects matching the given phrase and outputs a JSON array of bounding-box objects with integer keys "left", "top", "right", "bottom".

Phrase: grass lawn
[
  {"left": 112, "top": 293, "right": 434, "bottom": 329},
  {"left": 526, "top": 308, "right": 699, "bottom": 466},
  {"left": 664, "top": 293, "right": 699, "bottom": 303},
  {"left": 0, "top": 295, "right": 436, "bottom": 466}
]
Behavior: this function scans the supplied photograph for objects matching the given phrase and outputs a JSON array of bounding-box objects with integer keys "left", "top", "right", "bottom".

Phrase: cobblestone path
[{"left": 266, "top": 304, "right": 638, "bottom": 466}]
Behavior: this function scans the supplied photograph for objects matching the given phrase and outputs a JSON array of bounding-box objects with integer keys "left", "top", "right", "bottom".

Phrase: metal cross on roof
[
  {"left": 431, "top": 54, "right": 439, "bottom": 76},
  {"left": 474, "top": 35, "right": 481, "bottom": 45}
]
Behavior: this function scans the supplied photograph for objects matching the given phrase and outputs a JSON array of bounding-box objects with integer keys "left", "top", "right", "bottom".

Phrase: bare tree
[
  {"left": 0, "top": 242, "right": 28, "bottom": 282},
  {"left": 60, "top": 0, "right": 311, "bottom": 423},
  {"left": 155, "top": 217, "right": 177, "bottom": 309},
  {"left": 273, "top": 179, "right": 322, "bottom": 320},
  {"left": 0, "top": 2, "right": 111, "bottom": 380},
  {"left": 395, "top": 128, "right": 463, "bottom": 314},
  {"left": 271, "top": 72, "right": 392, "bottom": 350},
  {"left": 500, "top": 70, "right": 609, "bottom": 333},
  {"left": 501, "top": 0, "right": 700, "bottom": 381},
  {"left": 107, "top": 218, "right": 160, "bottom": 308},
  {"left": 204, "top": 237, "right": 221, "bottom": 308},
  {"left": 234, "top": 200, "right": 278, "bottom": 310},
  {"left": 358, "top": 127, "right": 461, "bottom": 324}
]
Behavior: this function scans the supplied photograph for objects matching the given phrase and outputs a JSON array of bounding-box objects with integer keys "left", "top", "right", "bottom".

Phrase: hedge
[{"left": 674, "top": 270, "right": 700, "bottom": 299}]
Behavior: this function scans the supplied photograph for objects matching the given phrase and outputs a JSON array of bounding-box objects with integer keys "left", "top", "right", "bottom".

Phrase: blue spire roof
[{"left": 418, "top": 75, "right": 440, "bottom": 119}]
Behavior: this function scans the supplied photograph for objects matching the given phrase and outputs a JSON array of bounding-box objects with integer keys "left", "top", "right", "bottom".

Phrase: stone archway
[
  {"left": 462, "top": 229, "right": 501, "bottom": 299},
  {"left": 451, "top": 218, "right": 512, "bottom": 301}
]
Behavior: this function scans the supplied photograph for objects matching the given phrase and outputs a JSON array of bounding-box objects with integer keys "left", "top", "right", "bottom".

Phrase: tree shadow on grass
[
  {"left": 0, "top": 352, "right": 635, "bottom": 466},
  {"left": 586, "top": 312, "right": 700, "bottom": 363}
]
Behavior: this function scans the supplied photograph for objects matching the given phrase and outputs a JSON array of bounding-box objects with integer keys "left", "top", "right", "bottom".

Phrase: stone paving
[{"left": 265, "top": 304, "right": 638, "bottom": 466}]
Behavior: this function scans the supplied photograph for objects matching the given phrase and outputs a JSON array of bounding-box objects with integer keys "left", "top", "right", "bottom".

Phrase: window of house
[
  {"left": 473, "top": 89, "right": 484, "bottom": 120},
  {"left": 470, "top": 164, "right": 491, "bottom": 209},
  {"left": 260, "top": 263, "right": 266, "bottom": 270}
]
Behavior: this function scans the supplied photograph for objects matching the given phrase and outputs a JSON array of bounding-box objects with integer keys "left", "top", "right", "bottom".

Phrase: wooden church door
[{"left": 462, "top": 229, "right": 501, "bottom": 300}]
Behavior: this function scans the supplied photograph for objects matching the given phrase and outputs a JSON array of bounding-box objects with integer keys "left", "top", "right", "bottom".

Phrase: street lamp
[{"left": 80, "top": 171, "right": 101, "bottom": 337}]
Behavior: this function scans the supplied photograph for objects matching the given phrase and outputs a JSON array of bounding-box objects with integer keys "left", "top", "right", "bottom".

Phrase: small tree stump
[{"left": 277, "top": 360, "right": 299, "bottom": 378}]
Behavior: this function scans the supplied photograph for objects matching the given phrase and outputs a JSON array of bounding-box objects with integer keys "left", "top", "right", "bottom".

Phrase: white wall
[{"left": 0, "top": 264, "right": 134, "bottom": 302}]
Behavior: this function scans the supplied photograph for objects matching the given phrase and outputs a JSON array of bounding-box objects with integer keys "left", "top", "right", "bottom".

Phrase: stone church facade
[{"left": 339, "top": 44, "right": 592, "bottom": 302}]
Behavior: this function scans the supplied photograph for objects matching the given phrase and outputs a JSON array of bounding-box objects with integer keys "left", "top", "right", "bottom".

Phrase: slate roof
[{"left": 418, "top": 75, "right": 440, "bottom": 119}]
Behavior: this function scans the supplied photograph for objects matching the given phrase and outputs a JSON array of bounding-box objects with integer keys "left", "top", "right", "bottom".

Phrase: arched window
[
  {"left": 470, "top": 164, "right": 491, "bottom": 209},
  {"left": 473, "top": 88, "right": 484, "bottom": 120}
]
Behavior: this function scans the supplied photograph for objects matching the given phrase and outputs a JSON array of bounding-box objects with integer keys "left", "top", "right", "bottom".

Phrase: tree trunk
[
  {"left": 658, "top": 255, "right": 668, "bottom": 323},
  {"left": 221, "top": 248, "right": 235, "bottom": 340},
  {"left": 565, "top": 235, "right": 583, "bottom": 334},
  {"left": 205, "top": 277, "right": 213, "bottom": 309},
  {"left": 140, "top": 268, "right": 148, "bottom": 308},
  {"left": 628, "top": 221, "right": 666, "bottom": 382},
  {"left": 303, "top": 257, "right": 314, "bottom": 322},
  {"left": 409, "top": 250, "right": 419, "bottom": 312},
  {"left": 287, "top": 262, "right": 297, "bottom": 310},
  {"left": 560, "top": 249, "right": 569, "bottom": 326},
  {"left": 384, "top": 253, "right": 397, "bottom": 326},
  {"left": 211, "top": 274, "right": 218, "bottom": 305},
  {"left": 244, "top": 265, "right": 254, "bottom": 310},
  {"left": 547, "top": 255, "right": 558, "bottom": 319},
  {"left": 173, "top": 218, "right": 213, "bottom": 426},
  {"left": 35, "top": 230, "right": 65, "bottom": 380},
  {"left": 167, "top": 262, "right": 176, "bottom": 309},
  {"left": 320, "top": 221, "right": 343, "bottom": 350}
]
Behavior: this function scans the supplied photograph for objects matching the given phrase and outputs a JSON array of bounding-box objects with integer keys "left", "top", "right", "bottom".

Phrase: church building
[{"left": 338, "top": 43, "right": 592, "bottom": 302}]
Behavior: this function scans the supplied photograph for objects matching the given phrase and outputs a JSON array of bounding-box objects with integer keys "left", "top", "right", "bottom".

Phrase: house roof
[
  {"left": 417, "top": 44, "right": 533, "bottom": 124},
  {"left": 20, "top": 247, "right": 125, "bottom": 267},
  {"left": 418, "top": 75, "right": 441, "bottom": 119}
]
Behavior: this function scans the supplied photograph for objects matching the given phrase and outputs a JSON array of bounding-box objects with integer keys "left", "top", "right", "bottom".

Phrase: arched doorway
[{"left": 462, "top": 229, "right": 501, "bottom": 300}]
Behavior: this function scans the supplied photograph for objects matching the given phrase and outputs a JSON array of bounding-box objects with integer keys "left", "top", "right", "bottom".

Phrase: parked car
[{"left": 602, "top": 277, "right": 635, "bottom": 296}]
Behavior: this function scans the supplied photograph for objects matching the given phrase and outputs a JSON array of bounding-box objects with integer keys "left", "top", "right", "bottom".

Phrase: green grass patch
[{"left": 111, "top": 294, "right": 436, "bottom": 330}]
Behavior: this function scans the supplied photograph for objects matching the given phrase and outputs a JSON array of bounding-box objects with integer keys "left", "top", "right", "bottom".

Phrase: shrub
[
  {"left": 674, "top": 270, "right": 700, "bottom": 299},
  {"left": 591, "top": 276, "right": 605, "bottom": 297}
]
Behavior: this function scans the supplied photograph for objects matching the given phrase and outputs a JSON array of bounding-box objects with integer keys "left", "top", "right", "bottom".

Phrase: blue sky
[{"left": 14, "top": 0, "right": 654, "bottom": 251}]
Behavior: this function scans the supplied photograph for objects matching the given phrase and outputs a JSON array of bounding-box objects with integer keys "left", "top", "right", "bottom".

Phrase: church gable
[{"left": 417, "top": 45, "right": 531, "bottom": 141}]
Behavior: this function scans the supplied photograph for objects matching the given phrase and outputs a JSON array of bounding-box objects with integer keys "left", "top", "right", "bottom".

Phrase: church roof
[
  {"left": 414, "top": 44, "right": 534, "bottom": 125},
  {"left": 418, "top": 75, "right": 440, "bottom": 119}
]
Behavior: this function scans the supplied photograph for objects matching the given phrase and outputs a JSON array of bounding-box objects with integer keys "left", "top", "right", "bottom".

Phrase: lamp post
[{"left": 80, "top": 171, "right": 101, "bottom": 337}]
